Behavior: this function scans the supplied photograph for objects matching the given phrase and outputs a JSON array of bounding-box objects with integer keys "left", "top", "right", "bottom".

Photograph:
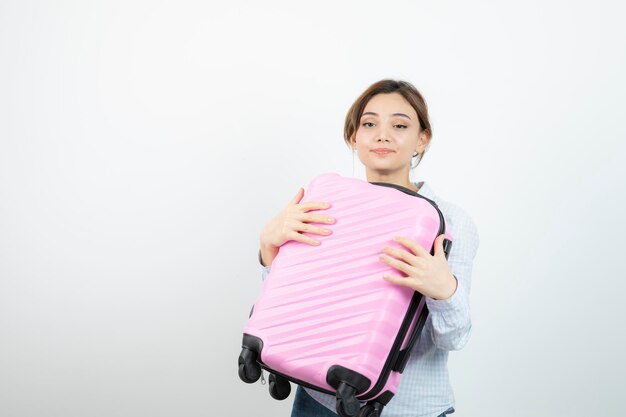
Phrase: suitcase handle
[
  {"left": 393, "top": 273, "right": 458, "bottom": 373},
  {"left": 393, "top": 303, "right": 429, "bottom": 373},
  {"left": 442, "top": 238, "right": 453, "bottom": 260}
]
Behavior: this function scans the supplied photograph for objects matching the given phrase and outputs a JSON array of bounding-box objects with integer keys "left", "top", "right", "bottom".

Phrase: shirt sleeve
[
  {"left": 425, "top": 207, "right": 480, "bottom": 351},
  {"left": 261, "top": 265, "right": 271, "bottom": 282},
  {"left": 258, "top": 249, "right": 272, "bottom": 281}
]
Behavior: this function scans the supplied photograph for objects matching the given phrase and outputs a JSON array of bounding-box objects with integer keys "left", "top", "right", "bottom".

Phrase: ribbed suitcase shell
[{"left": 243, "top": 173, "right": 451, "bottom": 405}]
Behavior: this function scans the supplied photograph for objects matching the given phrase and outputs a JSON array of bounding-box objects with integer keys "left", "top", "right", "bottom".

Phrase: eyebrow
[{"left": 361, "top": 111, "right": 412, "bottom": 120}]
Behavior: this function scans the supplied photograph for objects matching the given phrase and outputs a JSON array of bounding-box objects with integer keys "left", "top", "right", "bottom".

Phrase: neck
[{"left": 365, "top": 172, "right": 418, "bottom": 192}]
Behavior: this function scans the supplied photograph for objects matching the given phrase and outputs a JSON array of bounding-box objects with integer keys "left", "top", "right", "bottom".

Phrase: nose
[{"left": 376, "top": 126, "right": 391, "bottom": 142}]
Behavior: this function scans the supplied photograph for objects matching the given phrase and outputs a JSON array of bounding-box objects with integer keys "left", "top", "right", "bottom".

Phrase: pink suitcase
[{"left": 239, "top": 173, "right": 452, "bottom": 417}]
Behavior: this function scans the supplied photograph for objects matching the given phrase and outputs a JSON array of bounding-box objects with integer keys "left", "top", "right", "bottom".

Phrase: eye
[
  {"left": 361, "top": 122, "right": 374, "bottom": 127},
  {"left": 394, "top": 124, "right": 407, "bottom": 129}
]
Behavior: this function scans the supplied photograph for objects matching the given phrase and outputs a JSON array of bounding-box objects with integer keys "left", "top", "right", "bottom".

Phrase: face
[{"left": 350, "top": 92, "right": 430, "bottom": 184}]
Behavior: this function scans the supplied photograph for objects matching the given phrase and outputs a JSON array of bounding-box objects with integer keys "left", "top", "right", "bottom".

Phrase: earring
[{"left": 411, "top": 152, "right": 423, "bottom": 169}]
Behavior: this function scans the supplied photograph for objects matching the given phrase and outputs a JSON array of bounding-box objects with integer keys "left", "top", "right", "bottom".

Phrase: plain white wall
[{"left": 1, "top": 1, "right": 624, "bottom": 416}]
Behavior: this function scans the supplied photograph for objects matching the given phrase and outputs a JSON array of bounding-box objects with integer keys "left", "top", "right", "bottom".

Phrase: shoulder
[
  {"left": 418, "top": 183, "right": 479, "bottom": 246},
  {"left": 440, "top": 200, "right": 478, "bottom": 241}
]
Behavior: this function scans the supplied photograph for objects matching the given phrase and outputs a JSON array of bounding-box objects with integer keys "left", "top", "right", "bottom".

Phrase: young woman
[{"left": 258, "top": 79, "right": 479, "bottom": 417}]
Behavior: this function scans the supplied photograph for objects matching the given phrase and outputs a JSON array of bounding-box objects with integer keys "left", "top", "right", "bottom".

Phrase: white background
[{"left": 1, "top": 1, "right": 625, "bottom": 416}]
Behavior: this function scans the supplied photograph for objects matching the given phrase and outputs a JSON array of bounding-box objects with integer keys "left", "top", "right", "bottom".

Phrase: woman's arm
[
  {"left": 379, "top": 206, "right": 479, "bottom": 351},
  {"left": 425, "top": 211, "right": 479, "bottom": 351}
]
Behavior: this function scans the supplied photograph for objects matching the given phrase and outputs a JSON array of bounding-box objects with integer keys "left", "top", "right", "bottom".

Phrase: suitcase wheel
[
  {"left": 336, "top": 382, "right": 361, "bottom": 417},
  {"left": 238, "top": 348, "right": 261, "bottom": 383},
  {"left": 268, "top": 373, "right": 291, "bottom": 400},
  {"left": 238, "top": 362, "right": 261, "bottom": 384},
  {"left": 359, "top": 402, "right": 383, "bottom": 417}
]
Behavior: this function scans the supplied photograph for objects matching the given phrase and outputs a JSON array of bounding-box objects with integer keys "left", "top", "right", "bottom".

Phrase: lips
[{"left": 372, "top": 148, "right": 394, "bottom": 155}]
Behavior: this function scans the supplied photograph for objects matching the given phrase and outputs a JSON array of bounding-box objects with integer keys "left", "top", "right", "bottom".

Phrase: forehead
[{"left": 362, "top": 92, "right": 417, "bottom": 118}]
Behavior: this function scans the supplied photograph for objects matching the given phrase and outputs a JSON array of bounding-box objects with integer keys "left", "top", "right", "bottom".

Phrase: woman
[{"left": 258, "top": 79, "right": 479, "bottom": 417}]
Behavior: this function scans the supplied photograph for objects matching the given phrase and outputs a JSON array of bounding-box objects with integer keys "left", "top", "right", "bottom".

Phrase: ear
[
  {"left": 415, "top": 130, "right": 431, "bottom": 153},
  {"left": 350, "top": 134, "right": 357, "bottom": 149}
]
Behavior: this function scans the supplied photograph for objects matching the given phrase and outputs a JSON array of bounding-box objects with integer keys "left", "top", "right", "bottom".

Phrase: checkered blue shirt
[{"left": 260, "top": 182, "right": 480, "bottom": 417}]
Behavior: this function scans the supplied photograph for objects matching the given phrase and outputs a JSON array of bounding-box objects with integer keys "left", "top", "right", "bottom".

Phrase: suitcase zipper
[{"left": 257, "top": 363, "right": 337, "bottom": 396}]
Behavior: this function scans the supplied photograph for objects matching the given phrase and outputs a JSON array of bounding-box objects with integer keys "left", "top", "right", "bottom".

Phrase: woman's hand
[
  {"left": 380, "top": 235, "right": 457, "bottom": 300},
  {"left": 259, "top": 187, "right": 335, "bottom": 266}
]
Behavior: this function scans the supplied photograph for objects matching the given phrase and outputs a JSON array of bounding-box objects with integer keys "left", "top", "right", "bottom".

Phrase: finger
[
  {"left": 288, "top": 230, "right": 321, "bottom": 246},
  {"left": 290, "top": 211, "right": 333, "bottom": 225},
  {"left": 393, "top": 236, "right": 429, "bottom": 257},
  {"left": 304, "top": 213, "right": 336, "bottom": 225},
  {"left": 433, "top": 234, "right": 447, "bottom": 258},
  {"left": 298, "top": 201, "right": 332, "bottom": 212},
  {"left": 380, "top": 246, "right": 416, "bottom": 265},
  {"left": 379, "top": 254, "right": 414, "bottom": 276},
  {"left": 296, "top": 221, "right": 332, "bottom": 236},
  {"left": 382, "top": 273, "right": 416, "bottom": 288},
  {"left": 288, "top": 187, "right": 305, "bottom": 205}
]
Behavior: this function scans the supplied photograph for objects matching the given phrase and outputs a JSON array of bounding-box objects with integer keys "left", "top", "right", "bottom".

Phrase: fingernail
[{"left": 327, "top": 217, "right": 335, "bottom": 223}]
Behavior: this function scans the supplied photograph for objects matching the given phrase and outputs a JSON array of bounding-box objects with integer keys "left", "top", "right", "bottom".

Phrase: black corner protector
[
  {"left": 374, "top": 390, "right": 394, "bottom": 405},
  {"left": 326, "top": 365, "right": 371, "bottom": 394},
  {"left": 242, "top": 334, "right": 264, "bottom": 356}
]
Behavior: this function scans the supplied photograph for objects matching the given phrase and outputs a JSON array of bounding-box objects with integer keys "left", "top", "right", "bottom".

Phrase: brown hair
[{"left": 344, "top": 79, "right": 432, "bottom": 168}]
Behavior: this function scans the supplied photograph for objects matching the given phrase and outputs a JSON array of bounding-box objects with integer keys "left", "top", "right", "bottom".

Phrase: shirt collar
[{"left": 413, "top": 181, "right": 434, "bottom": 199}]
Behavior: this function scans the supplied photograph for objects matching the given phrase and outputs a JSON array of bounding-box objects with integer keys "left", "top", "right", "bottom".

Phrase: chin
[
  {"left": 368, "top": 161, "right": 398, "bottom": 172},
  {"left": 368, "top": 167, "right": 395, "bottom": 176}
]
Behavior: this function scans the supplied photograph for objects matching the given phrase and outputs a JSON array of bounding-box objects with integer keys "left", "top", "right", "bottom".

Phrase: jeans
[{"left": 290, "top": 386, "right": 455, "bottom": 417}]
